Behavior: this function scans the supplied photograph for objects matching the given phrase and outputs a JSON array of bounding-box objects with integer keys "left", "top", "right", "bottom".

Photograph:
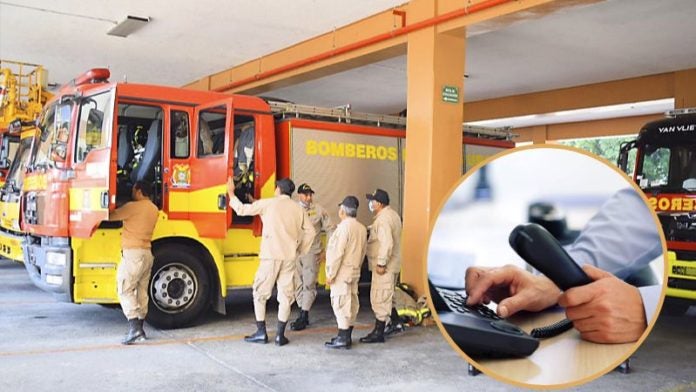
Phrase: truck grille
[
  {"left": 659, "top": 214, "right": 696, "bottom": 242},
  {"left": 675, "top": 251, "right": 696, "bottom": 261},
  {"left": 668, "top": 277, "right": 696, "bottom": 291}
]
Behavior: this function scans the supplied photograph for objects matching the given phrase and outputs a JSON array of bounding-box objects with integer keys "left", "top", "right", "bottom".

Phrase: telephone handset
[
  {"left": 508, "top": 223, "right": 592, "bottom": 290},
  {"left": 509, "top": 223, "right": 593, "bottom": 339}
]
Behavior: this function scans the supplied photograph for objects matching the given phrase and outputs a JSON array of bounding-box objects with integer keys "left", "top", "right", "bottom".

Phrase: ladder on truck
[{"left": 267, "top": 101, "right": 515, "bottom": 141}]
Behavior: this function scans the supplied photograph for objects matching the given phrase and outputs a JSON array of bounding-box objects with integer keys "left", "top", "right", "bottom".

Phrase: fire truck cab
[{"left": 618, "top": 109, "right": 696, "bottom": 313}]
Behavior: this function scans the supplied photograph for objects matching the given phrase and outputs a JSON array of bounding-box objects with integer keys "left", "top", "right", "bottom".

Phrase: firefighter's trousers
[
  {"left": 294, "top": 252, "right": 320, "bottom": 311},
  {"left": 330, "top": 279, "right": 359, "bottom": 329},
  {"left": 117, "top": 249, "right": 154, "bottom": 320},
  {"left": 253, "top": 258, "right": 296, "bottom": 322}
]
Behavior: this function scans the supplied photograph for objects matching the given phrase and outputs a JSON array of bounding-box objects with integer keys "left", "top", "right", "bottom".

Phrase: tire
[{"left": 147, "top": 244, "right": 211, "bottom": 329}]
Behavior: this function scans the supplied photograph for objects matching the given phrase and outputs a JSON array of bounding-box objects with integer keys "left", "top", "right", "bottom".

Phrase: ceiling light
[{"left": 107, "top": 15, "right": 150, "bottom": 37}]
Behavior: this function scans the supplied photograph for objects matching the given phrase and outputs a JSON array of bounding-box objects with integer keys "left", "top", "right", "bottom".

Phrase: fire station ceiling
[{"left": 1, "top": 0, "right": 695, "bottom": 118}]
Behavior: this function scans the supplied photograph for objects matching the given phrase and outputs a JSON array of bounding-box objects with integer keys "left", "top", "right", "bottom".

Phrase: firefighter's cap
[
  {"left": 297, "top": 183, "right": 314, "bottom": 195},
  {"left": 276, "top": 178, "right": 295, "bottom": 196},
  {"left": 338, "top": 195, "right": 359, "bottom": 210},
  {"left": 366, "top": 189, "right": 389, "bottom": 205}
]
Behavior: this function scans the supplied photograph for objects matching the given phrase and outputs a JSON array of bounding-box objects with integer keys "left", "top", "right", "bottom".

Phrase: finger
[
  {"left": 564, "top": 303, "right": 595, "bottom": 322},
  {"left": 466, "top": 267, "right": 516, "bottom": 306},
  {"left": 570, "top": 316, "right": 602, "bottom": 334},
  {"left": 497, "top": 290, "right": 535, "bottom": 317},
  {"left": 582, "top": 264, "right": 613, "bottom": 281},
  {"left": 558, "top": 284, "right": 598, "bottom": 308},
  {"left": 464, "top": 267, "right": 485, "bottom": 292}
]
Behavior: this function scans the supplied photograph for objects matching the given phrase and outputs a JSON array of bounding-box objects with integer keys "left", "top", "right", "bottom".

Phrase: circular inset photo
[{"left": 426, "top": 145, "right": 667, "bottom": 388}]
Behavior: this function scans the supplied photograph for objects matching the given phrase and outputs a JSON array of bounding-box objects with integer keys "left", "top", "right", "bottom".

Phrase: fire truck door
[
  {"left": 188, "top": 99, "right": 234, "bottom": 238},
  {"left": 69, "top": 90, "right": 116, "bottom": 238}
]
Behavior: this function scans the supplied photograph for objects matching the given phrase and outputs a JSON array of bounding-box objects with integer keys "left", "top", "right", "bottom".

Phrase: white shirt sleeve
[
  {"left": 638, "top": 285, "right": 661, "bottom": 322},
  {"left": 564, "top": 188, "right": 663, "bottom": 280}
]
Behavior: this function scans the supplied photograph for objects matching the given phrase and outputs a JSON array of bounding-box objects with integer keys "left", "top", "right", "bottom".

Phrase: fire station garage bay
[{"left": 0, "top": 1, "right": 695, "bottom": 391}]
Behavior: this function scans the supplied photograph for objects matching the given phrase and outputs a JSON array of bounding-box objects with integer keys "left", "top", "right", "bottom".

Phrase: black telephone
[
  {"left": 429, "top": 281, "right": 540, "bottom": 358},
  {"left": 430, "top": 223, "right": 593, "bottom": 358}
]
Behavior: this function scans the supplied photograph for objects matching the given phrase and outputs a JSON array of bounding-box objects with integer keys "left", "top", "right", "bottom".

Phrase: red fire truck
[
  {"left": 618, "top": 109, "right": 696, "bottom": 314},
  {"left": 21, "top": 68, "right": 513, "bottom": 328}
]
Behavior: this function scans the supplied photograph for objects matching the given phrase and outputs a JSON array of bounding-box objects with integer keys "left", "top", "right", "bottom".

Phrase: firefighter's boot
[
  {"left": 348, "top": 326, "right": 354, "bottom": 346},
  {"left": 275, "top": 321, "right": 289, "bottom": 346},
  {"left": 290, "top": 310, "right": 309, "bottom": 331},
  {"left": 359, "top": 319, "right": 385, "bottom": 343},
  {"left": 137, "top": 318, "right": 147, "bottom": 339},
  {"left": 244, "top": 321, "right": 268, "bottom": 344},
  {"left": 122, "top": 319, "right": 146, "bottom": 345},
  {"left": 325, "top": 329, "right": 351, "bottom": 349},
  {"left": 384, "top": 308, "right": 405, "bottom": 336}
]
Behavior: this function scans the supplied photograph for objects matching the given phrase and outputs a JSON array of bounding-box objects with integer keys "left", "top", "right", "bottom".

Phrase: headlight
[
  {"left": 46, "top": 251, "right": 67, "bottom": 267},
  {"left": 45, "top": 274, "right": 63, "bottom": 285}
]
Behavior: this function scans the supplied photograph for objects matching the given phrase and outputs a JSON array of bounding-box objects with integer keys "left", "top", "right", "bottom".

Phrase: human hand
[
  {"left": 326, "top": 277, "right": 335, "bottom": 285},
  {"left": 559, "top": 265, "right": 647, "bottom": 343},
  {"left": 376, "top": 265, "right": 387, "bottom": 275},
  {"left": 465, "top": 265, "right": 561, "bottom": 318}
]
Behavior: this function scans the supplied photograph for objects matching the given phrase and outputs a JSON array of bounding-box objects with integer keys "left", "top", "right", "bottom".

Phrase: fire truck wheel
[{"left": 147, "top": 245, "right": 211, "bottom": 329}]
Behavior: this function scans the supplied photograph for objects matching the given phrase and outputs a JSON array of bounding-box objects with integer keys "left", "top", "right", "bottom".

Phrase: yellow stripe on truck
[
  {"left": 169, "top": 184, "right": 226, "bottom": 213},
  {"left": 69, "top": 187, "right": 108, "bottom": 212}
]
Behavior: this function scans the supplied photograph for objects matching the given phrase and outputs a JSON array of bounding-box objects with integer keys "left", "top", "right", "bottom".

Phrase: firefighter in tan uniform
[
  {"left": 324, "top": 196, "right": 366, "bottom": 349},
  {"left": 360, "top": 189, "right": 403, "bottom": 344},
  {"left": 227, "top": 177, "right": 315, "bottom": 346},
  {"left": 109, "top": 181, "right": 159, "bottom": 345},
  {"left": 290, "top": 183, "right": 335, "bottom": 331}
]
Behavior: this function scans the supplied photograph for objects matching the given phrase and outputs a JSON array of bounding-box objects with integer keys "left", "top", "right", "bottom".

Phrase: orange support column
[
  {"left": 674, "top": 69, "right": 696, "bottom": 109},
  {"left": 401, "top": 1, "right": 465, "bottom": 295},
  {"left": 531, "top": 125, "right": 548, "bottom": 144}
]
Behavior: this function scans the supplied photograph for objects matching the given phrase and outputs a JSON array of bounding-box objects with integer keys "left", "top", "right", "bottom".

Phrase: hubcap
[{"left": 151, "top": 262, "right": 198, "bottom": 314}]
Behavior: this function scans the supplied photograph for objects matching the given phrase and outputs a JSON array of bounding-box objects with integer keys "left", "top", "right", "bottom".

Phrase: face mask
[
  {"left": 300, "top": 201, "right": 309, "bottom": 208},
  {"left": 368, "top": 200, "right": 375, "bottom": 212}
]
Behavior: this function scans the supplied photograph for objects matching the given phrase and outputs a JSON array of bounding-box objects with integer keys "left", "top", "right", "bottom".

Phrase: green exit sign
[{"left": 442, "top": 86, "right": 459, "bottom": 103}]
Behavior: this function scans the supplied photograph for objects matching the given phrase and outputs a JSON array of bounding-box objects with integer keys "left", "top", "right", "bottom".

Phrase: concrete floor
[{"left": 0, "top": 259, "right": 694, "bottom": 392}]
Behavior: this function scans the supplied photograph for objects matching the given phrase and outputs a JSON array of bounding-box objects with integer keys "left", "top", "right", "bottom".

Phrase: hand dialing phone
[{"left": 429, "top": 224, "right": 593, "bottom": 358}]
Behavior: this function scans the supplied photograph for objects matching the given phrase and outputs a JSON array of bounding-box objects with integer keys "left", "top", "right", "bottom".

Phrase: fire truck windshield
[
  {"left": 638, "top": 143, "right": 696, "bottom": 193},
  {"left": 4, "top": 135, "right": 33, "bottom": 192},
  {"left": 31, "top": 100, "right": 74, "bottom": 169}
]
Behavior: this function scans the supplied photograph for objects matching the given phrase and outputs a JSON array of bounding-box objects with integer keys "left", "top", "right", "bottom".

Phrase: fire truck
[
  {"left": 21, "top": 68, "right": 513, "bottom": 328},
  {"left": 618, "top": 109, "right": 696, "bottom": 314},
  {"left": 0, "top": 60, "right": 51, "bottom": 262}
]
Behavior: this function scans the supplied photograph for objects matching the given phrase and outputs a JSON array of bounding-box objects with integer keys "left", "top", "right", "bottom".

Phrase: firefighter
[
  {"left": 360, "top": 189, "right": 404, "bottom": 344},
  {"left": 233, "top": 123, "right": 255, "bottom": 202},
  {"left": 324, "top": 195, "right": 366, "bottom": 349},
  {"left": 290, "top": 183, "right": 336, "bottom": 331},
  {"left": 227, "top": 176, "right": 315, "bottom": 346},
  {"left": 109, "top": 181, "right": 159, "bottom": 345}
]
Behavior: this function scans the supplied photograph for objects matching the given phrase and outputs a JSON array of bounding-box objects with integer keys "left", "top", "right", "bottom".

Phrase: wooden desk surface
[{"left": 476, "top": 307, "right": 635, "bottom": 386}]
